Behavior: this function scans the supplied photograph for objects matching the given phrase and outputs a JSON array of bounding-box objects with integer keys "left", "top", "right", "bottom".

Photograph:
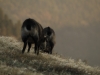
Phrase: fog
[{"left": 0, "top": 0, "right": 100, "bottom": 66}]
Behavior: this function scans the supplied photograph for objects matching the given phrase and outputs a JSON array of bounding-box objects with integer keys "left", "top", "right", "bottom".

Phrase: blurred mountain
[
  {"left": 0, "top": 0, "right": 100, "bottom": 66},
  {"left": 0, "top": 0, "right": 100, "bottom": 29}
]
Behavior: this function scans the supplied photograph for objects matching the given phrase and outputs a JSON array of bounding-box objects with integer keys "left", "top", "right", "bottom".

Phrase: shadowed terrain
[{"left": 0, "top": 36, "right": 100, "bottom": 75}]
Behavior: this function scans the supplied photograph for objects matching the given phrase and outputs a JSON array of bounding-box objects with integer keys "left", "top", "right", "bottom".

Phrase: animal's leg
[
  {"left": 37, "top": 47, "right": 39, "bottom": 55},
  {"left": 36, "top": 43, "right": 39, "bottom": 55},
  {"left": 34, "top": 43, "right": 39, "bottom": 55},
  {"left": 22, "top": 42, "right": 27, "bottom": 54},
  {"left": 27, "top": 42, "right": 31, "bottom": 53},
  {"left": 34, "top": 42, "right": 38, "bottom": 54}
]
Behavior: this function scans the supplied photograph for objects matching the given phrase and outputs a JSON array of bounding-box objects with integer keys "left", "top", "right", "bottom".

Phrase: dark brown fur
[
  {"left": 21, "top": 18, "right": 43, "bottom": 55},
  {"left": 40, "top": 27, "right": 55, "bottom": 54}
]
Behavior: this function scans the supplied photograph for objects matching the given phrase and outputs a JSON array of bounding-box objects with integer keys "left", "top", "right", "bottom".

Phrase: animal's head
[{"left": 42, "top": 26, "right": 52, "bottom": 40}]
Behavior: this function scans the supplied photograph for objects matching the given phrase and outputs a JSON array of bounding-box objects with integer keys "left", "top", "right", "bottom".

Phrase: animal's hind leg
[
  {"left": 22, "top": 42, "right": 27, "bottom": 54},
  {"left": 27, "top": 42, "right": 31, "bottom": 53},
  {"left": 37, "top": 43, "right": 40, "bottom": 55},
  {"left": 34, "top": 42, "right": 37, "bottom": 54},
  {"left": 34, "top": 42, "right": 39, "bottom": 55}
]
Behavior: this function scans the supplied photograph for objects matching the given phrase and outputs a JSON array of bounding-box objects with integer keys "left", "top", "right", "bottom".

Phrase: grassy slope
[{"left": 0, "top": 36, "right": 100, "bottom": 75}]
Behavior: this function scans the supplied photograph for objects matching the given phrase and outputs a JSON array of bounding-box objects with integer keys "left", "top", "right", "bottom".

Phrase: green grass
[{"left": 0, "top": 36, "right": 100, "bottom": 75}]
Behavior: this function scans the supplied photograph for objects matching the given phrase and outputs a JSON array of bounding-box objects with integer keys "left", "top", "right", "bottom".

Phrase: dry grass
[{"left": 0, "top": 36, "right": 100, "bottom": 75}]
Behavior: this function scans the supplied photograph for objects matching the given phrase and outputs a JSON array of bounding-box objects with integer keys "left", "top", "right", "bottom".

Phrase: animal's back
[{"left": 21, "top": 18, "right": 43, "bottom": 42}]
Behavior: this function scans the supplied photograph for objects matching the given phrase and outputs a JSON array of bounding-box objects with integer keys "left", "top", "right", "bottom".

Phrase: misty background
[{"left": 0, "top": 0, "right": 100, "bottom": 66}]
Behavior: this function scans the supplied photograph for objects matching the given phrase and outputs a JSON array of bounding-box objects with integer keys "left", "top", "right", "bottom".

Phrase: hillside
[{"left": 0, "top": 36, "right": 100, "bottom": 75}]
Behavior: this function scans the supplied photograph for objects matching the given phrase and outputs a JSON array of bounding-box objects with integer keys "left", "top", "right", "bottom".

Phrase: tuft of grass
[{"left": 0, "top": 36, "right": 100, "bottom": 75}]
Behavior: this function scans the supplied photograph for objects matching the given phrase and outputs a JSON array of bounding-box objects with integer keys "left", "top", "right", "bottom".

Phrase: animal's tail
[{"left": 24, "top": 18, "right": 33, "bottom": 32}]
